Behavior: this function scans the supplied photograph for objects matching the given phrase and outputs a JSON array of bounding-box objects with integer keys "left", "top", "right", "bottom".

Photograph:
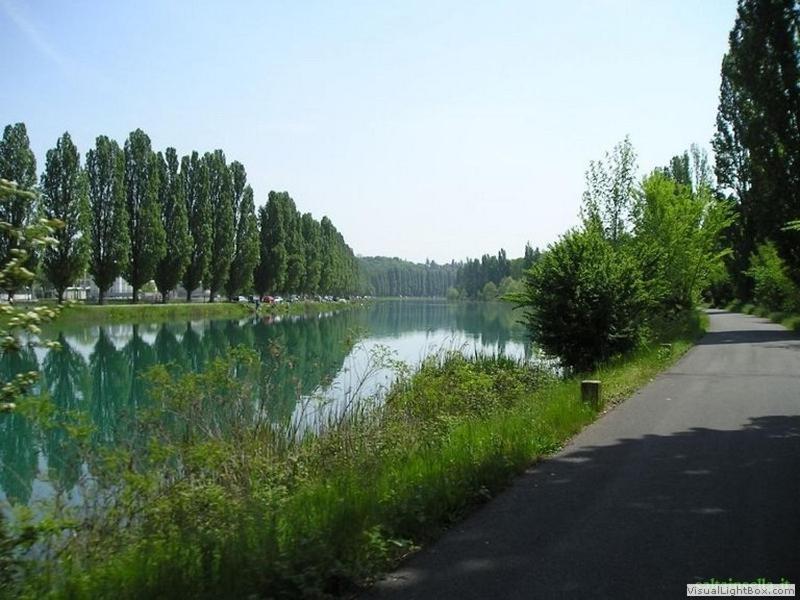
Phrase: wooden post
[{"left": 581, "top": 380, "right": 601, "bottom": 409}]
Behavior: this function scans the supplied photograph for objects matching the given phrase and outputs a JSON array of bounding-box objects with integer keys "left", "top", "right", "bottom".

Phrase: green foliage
[
  {"left": 745, "top": 242, "right": 799, "bottom": 312},
  {"left": 359, "top": 256, "right": 458, "bottom": 297},
  {"left": 40, "top": 132, "right": 91, "bottom": 303},
  {"left": 154, "top": 148, "right": 192, "bottom": 302},
  {"left": 455, "top": 248, "right": 517, "bottom": 299},
  {"left": 181, "top": 151, "right": 211, "bottom": 301},
  {"left": 514, "top": 226, "right": 649, "bottom": 371},
  {"left": 445, "top": 286, "right": 460, "bottom": 301},
  {"left": 123, "top": 129, "right": 166, "bottom": 303},
  {"left": 86, "top": 136, "right": 130, "bottom": 304},
  {"left": 0, "top": 123, "right": 37, "bottom": 299},
  {"left": 713, "top": 1, "right": 800, "bottom": 293},
  {"left": 225, "top": 162, "right": 259, "bottom": 298},
  {"left": 480, "top": 281, "right": 498, "bottom": 301},
  {"left": 633, "top": 171, "right": 734, "bottom": 312},
  {"left": 205, "top": 150, "right": 235, "bottom": 301},
  {"left": 0, "top": 178, "right": 62, "bottom": 588},
  {"left": 580, "top": 136, "right": 638, "bottom": 243},
  {"left": 255, "top": 192, "right": 287, "bottom": 293}
]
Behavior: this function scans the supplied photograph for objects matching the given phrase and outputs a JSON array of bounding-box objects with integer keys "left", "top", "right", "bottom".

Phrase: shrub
[
  {"left": 745, "top": 242, "right": 799, "bottom": 312},
  {"left": 513, "top": 227, "right": 649, "bottom": 371},
  {"left": 480, "top": 281, "right": 498, "bottom": 301},
  {"left": 445, "top": 286, "right": 460, "bottom": 301}
]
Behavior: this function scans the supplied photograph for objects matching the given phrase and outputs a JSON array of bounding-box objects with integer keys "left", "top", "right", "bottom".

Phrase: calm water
[{"left": 0, "top": 300, "right": 529, "bottom": 507}]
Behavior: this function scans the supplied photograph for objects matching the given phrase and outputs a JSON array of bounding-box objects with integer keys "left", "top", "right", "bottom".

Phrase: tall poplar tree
[
  {"left": 0, "top": 123, "right": 37, "bottom": 299},
  {"left": 40, "top": 132, "right": 90, "bottom": 303},
  {"left": 86, "top": 136, "right": 129, "bottom": 304},
  {"left": 204, "top": 150, "right": 234, "bottom": 302},
  {"left": 154, "top": 148, "right": 192, "bottom": 303},
  {"left": 255, "top": 192, "right": 288, "bottom": 294},
  {"left": 713, "top": 0, "right": 800, "bottom": 291},
  {"left": 301, "top": 212, "right": 322, "bottom": 294},
  {"left": 282, "top": 195, "right": 305, "bottom": 292},
  {"left": 226, "top": 164, "right": 259, "bottom": 299},
  {"left": 181, "top": 152, "right": 211, "bottom": 301},
  {"left": 123, "top": 129, "right": 166, "bottom": 303}
]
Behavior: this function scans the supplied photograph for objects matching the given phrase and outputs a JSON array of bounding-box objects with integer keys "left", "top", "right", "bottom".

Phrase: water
[{"left": 0, "top": 300, "right": 529, "bottom": 507}]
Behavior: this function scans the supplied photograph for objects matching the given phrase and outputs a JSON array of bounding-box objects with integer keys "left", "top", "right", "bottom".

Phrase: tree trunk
[
  {"left": 186, "top": 288, "right": 192, "bottom": 303},
  {"left": 132, "top": 287, "right": 139, "bottom": 304},
  {"left": 57, "top": 289, "right": 64, "bottom": 304},
  {"left": 208, "top": 288, "right": 215, "bottom": 303},
  {"left": 98, "top": 289, "right": 105, "bottom": 305},
  {"left": 162, "top": 291, "right": 168, "bottom": 304}
]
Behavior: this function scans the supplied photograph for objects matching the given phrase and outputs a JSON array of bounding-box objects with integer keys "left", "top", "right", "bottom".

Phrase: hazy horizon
[{"left": 1, "top": 0, "right": 737, "bottom": 263}]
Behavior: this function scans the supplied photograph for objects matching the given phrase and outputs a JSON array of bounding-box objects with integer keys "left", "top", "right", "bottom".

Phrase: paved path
[{"left": 367, "top": 310, "right": 800, "bottom": 599}]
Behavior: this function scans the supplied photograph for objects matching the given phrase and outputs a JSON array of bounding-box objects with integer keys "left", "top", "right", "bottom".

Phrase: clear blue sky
[{"left": 1, "top": 0, "right": 737, "bottom": 263}]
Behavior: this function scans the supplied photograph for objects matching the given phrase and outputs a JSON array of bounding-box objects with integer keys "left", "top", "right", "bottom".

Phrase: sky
[{"left": 1, "top": 0, "right": 738, "bottom": 263}]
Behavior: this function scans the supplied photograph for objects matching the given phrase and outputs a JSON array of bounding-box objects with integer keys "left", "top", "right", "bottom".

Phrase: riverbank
[
  {"left": 724, "top": 300, "right": 800, "bottom": 332},
  {"left": 39, "top": 298, "right": 368, "bottom": 326},
  {"left": 8, "top": 311, "right": 704, "bottom": 599}
]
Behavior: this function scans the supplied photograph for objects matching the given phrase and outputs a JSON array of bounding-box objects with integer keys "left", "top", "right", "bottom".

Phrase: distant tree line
[
  {"left": 0, "top": 123, "right": 360, "bottom": 303},
  {"left": 453, "top": 244, "right": 540, "bottom": 300},
  {"left": 358, "top": 256, "right": 458, "bottom": 297}
]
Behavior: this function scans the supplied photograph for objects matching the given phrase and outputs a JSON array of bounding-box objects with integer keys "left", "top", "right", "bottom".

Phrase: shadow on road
[{"left": 369, "top": 415, "right": 800, "bottom": 600}]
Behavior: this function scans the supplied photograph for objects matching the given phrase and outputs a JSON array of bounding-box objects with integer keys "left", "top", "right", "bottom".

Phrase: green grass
[
  {"left": 7, "top": 311, "right": 704, "bottom": 599},
  {"left": 724, "top": 300, "right": 800, "bottom": 332}
]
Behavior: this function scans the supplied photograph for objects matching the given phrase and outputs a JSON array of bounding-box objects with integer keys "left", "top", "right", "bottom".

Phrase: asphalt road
[{"left": 367, "top": 310, "right": 800, "bottom": 599}]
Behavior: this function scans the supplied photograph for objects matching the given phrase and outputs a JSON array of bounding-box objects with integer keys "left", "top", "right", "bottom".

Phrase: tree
[
  {"left": 204, "top": 150, "right": 234, "bottom": 302},
  {"left": 181, "top": 152, "right": 211, "bottom": 301},
  {"left": 154, "top": 148, "right": 192, "bottom": 303},
  {"left": 632, "top": 170, "right": 734, "bottom": 312},
  {"left": 301, "top": 213, "right": 322, "bottom": 294},
  {"left": 123, "top": 129, "right": 166, "bottom": 303},
  {"left": 513, "top": 226, "right": 648, "bottom": 371},
  {"left": 86, "top": 136, "right": 129, "bottom": 304},
  {"left": 40, "top": 133, "right": 90, "bottom": 303},
  {"left": 580, "top": 136, "right": 638, "bottom": 243},
  {"left": 226, "top": 179, "right": 259, "bottom": 298},
  {"left": 255, "top": 192, "right": 288, "bottom": 294},
  {"left": 713, "top": 0, "right": 800, "bottom": 292},
  {"left": 0, "top": 123, "right": 37, "bottom": 300}
]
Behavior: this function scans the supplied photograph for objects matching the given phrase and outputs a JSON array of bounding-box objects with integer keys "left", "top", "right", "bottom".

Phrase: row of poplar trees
[{"left": 0, "top": 124, "right": 359, "bottom": 303}]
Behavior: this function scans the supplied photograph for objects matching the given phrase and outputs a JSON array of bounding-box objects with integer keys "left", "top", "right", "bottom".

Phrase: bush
[
  {"left": 480, "top": 281, "right": 498, "bottom": 301},
  {"left": 746, "top": 242, "right": 799, "bottom": 312},
  {"left": 445, "top": 286, "right": 460, "bottom": 301},
  {"left": 513, "top": 227, "right": 649, "bottom": 371}
]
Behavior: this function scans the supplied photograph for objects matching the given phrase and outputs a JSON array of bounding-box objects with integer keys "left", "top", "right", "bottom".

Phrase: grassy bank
[
  {"left": 8, "top": 312, "right": 704, "bottom": 599},
  {"left": 724, "top": 300, "right": 800, "bottom": 332},
  {"left": 40, "top": 299, "right": 366, "bottom": 326}
]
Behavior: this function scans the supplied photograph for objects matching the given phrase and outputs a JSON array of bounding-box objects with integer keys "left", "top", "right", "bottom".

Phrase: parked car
[{"left": 237, "top": 296, "right": 249, "bottom": 303}]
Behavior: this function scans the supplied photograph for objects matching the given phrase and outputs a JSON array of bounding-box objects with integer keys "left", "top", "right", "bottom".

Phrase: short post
[{"left": 581, "top": 380, "right": 601, "bottom": 409}]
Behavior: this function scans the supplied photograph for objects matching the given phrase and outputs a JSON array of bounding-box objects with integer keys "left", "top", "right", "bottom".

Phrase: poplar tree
[
  {"left": 255, "top": 191, "right": 287, "bottom": 293},
  {"left": 0, "top": 123, "right": 37, "bottom": 299},
  {"left": 226, "top": 163, "right": 259, "bottom": 299},
  {"left": 154, "top": 148, "right": 192, "bottom": 303},
  {"left": 181, "top": 152, "right": 211, "bottom": 301},
  {"left": 301, "top": 212, "right": 322, "bottom": 294},
  {"left": 123, "top": 129, "right": 166, "bottom": 303},
  {"left": 86, "top": 136, "right": 129, "bottom": 304},
  {"left": 713, "top": 0, "right": 800, "bottom": 291},
  {"left": 204, "top": 150, "right": 234, "bottom": 302},
  {"left": 40, "top": 132, "right": 90, "bottom": 303},
  {"left": 283, "top": 195, "right": 306, "bottom": 292}
]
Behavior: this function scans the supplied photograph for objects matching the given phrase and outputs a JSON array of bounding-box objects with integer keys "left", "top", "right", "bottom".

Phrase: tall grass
[{"left": 5, "top": 311, "right": 704, "bottom": 599}]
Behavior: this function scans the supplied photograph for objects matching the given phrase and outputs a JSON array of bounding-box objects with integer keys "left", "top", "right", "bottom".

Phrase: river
[{"left": 0, "top": 299, "right": 530, "bottom": 507}]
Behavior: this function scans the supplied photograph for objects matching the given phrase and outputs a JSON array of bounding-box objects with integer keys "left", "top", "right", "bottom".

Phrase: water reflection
[{"left": 0, "top": 300, "right": 528, "bottom": 505}]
